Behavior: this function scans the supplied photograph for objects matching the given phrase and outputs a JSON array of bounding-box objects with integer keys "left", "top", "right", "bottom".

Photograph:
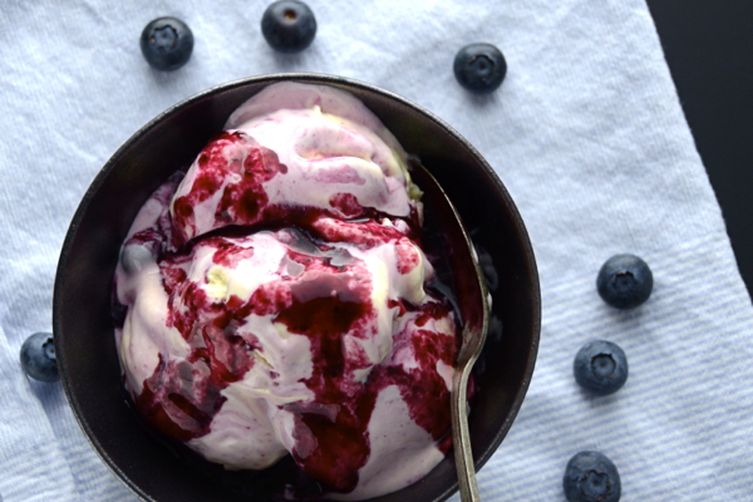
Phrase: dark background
[{"left": 648, "top": 1, "right": 753, "bottom": 298}]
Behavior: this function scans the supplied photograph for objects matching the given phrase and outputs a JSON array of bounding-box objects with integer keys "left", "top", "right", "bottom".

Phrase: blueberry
[
  {"left": 453, "top": 43, "right": 507, "bottom": 93},
  {"left": 574, "top": 340, "right": 628, "bottom": 396},
  {"left": 261, "top": 1, "right": 317, "bottom": 53},
  {"left": 564, "top": 451, "right": 621, "bottom": 502},
  {"left": 140, "top": 17, "right": 194, "bottom": 71},
  {"left": 597, "top": 254, "right": 653, "bottom": 309},
  {"left": 121, "top": 243, "right": 154, "bottom": 274},
  {"left": 475, "top": 245, "right": 499, "bottom": 292},
  {"left": 20, "top": 332, "right": 59, "bottom": 383}
]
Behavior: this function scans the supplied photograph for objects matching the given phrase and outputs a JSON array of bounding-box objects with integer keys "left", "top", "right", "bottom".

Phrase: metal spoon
[{"left": 410, "top": 161, "right": 491, "bottom": 502}]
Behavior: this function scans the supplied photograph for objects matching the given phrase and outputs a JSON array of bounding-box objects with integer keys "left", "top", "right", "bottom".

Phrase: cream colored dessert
[{"left": 114, "top": 82, "right": 458, "bottom": 499}]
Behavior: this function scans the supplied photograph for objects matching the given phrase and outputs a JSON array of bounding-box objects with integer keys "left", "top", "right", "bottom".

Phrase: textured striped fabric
[{"left": 1, "top": 1, "right": 752, "bottom": 501}]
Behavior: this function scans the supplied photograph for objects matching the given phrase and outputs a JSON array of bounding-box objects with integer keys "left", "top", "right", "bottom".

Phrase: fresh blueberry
[
  {"left": 574, "top": 340, "right": 628, "bottom": 396},
  {"left": 564, "top": 451, "right": 621, "bottom": 502},
  {"left": 475, "top": 244, "right": 499, "bottom": 292},
  {"left": 140, "top": 17, "right": 194, "bottom": 71},
  {"left": 20, "top": 332, "right": 59, "bottom": 383},
  {"left": 453, "top": 43, "right": 507, "bottom": 93},
  {"left": 261, "top": 1, "right": 317, "bottom": 53},
  {"left": 597, "top": 254, "right": 653, "bottom": 309},
  {"left": 120, "top": 243, "right": 154, "bottom": 274}
]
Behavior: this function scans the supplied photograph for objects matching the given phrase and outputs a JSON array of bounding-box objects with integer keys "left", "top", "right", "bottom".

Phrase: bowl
[{"left": 53, "top": 73, "right": 540, "bottom": 501}]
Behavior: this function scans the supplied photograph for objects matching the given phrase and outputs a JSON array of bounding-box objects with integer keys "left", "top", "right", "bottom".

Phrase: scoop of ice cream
[
  {"left": 170, "top": 82, "right": 418, "bottom": 246},
  {"left": 114, "top": 82, "right": 459, "bottom": 499}
]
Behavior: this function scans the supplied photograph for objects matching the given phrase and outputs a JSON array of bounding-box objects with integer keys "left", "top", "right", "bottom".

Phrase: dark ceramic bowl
[{"left": 53, "top": 74, "right": 540, "bottom": 501}]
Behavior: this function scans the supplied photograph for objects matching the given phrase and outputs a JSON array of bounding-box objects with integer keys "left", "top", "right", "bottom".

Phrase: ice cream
[{"left": 114, "top": 82, "right": 459, "bottom": 499}]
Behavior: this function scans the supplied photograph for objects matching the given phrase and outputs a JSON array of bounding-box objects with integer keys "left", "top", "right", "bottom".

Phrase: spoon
[{"left": 409, "top": 161, "right": 490, "bottom": 502}]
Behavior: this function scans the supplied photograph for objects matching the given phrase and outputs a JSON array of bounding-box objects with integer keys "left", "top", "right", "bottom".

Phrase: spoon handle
[{"left": 451, "top": 359, "right": 480, "bottom": 502}]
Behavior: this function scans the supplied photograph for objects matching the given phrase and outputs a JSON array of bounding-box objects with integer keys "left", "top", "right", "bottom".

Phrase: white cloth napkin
[{"left": 1, "top": 1, "right": 752, "bottom": 500}]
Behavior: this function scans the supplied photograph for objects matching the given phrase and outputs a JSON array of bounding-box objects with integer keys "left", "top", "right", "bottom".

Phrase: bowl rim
[{"left": 53, "top": 72, "right": 541, "bottom": 501}]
